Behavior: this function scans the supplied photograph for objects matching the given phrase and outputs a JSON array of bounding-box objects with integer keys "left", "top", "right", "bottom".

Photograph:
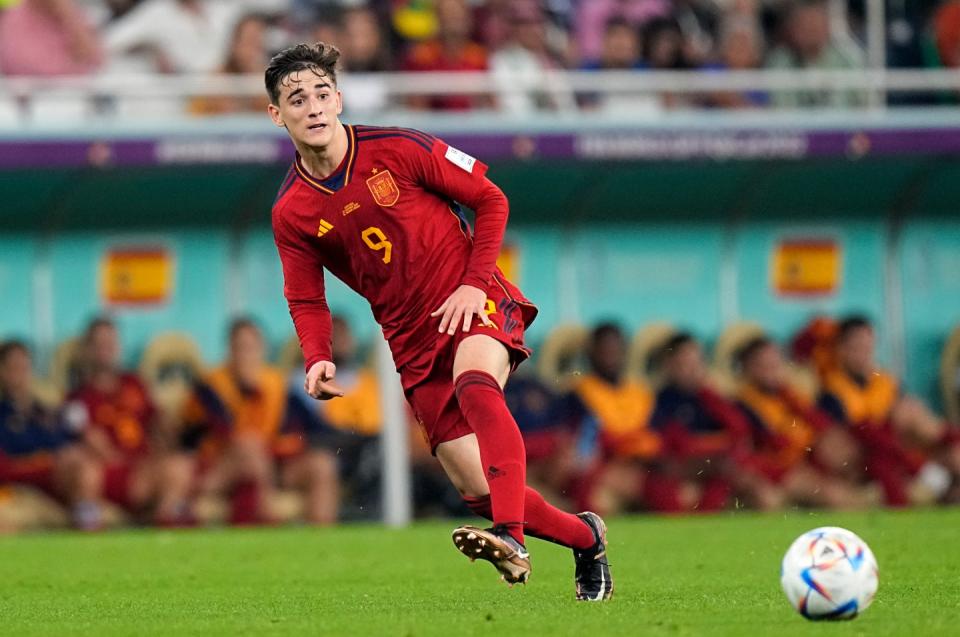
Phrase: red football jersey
[
  {"left": 67, "top": 373, "right": 155, "bottom": 457},
  {"left": 272, "top": 125, "right": 515, "bottom": 372}
]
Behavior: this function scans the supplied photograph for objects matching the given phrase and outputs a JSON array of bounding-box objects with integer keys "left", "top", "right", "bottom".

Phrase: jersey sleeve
[
  {"left": 273, "top": 210, "right": 333, "bottom": 371},
  {"left": 401, "top": 135, "right": 509, "bottom": 290}
]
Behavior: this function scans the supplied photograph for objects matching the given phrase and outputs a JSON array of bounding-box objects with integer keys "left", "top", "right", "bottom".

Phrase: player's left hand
[{"left": 431, "top": 284, "right": 493, "bottom": 335}]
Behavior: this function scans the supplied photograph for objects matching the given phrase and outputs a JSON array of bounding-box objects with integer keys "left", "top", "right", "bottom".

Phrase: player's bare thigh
[
  {"left": 435, "top": 434, "right": 489, "bottom": 498},
  {"left": 452, "top": 334, "right": 510, "bottom": 385}
]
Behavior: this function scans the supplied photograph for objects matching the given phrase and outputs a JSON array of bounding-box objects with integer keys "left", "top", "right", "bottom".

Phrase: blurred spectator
[
  {"left": 388, "top": 0, "right": 439, "bottom": 43},
  {"left": 401, "top": 0, "right": 490, "bottom": 110},
  {"left": 0, "top": 0, "right": 103, "bottom": 76},
  {"left": 582, "top": 16, "right": 644, "bottom": 70},
  {"left": 568, "top": 323, "right": 658, "bottom": 515},
  {"left": 818, "top": 315, "right": 960, "bottom": 506},
  {"left": 575, "top": 0, "right": 671, "bottom": 63},
  {"left": 673, "top": 0, "right": 721, "bottom": 66},
  {"left": 189, "top": 318, "right": 339, "bottom": 525},
  {"left": 702, "top": 15, "right": 769, "bottom": 108},
  {"left": 0, "top": 340, "right": 102, "bottom": 530},
  {"left": 641, "top": 17, "right": 696, "bottom": 108},
  {"left": 104, "top": 0, "right": 284, "bottom": 74},
  {"left": 190, "top": 14, "right": 271, "bottom": 115},
  {"left": 642, "top": 16, "right": 690, "bottom": 69},
  {"left": 933, "top": 0, "right": 960, "bottom": 67},
  {"left": 473, "top": 0, "right": 513, "bottom": 51},
  {"left": 489, "top": 0, "right": 575, "bottom": 114},
  {"left": 649, "top": 332, "right": 782, "bottom": 512},
  {"left": 765, "top": 0, "right": 865, "bottom": 108},
  {"left": 580, "top": 17, "right": 662, "bottom": 113},
  {"left": 67, "top": 317, "right": 192, "bottom": 524},
  {"left": 339, "top": 5, "right": 392, "bottom": 72},
  {"left": 734, "top": 336, "right": 874, "bottom": 509}
]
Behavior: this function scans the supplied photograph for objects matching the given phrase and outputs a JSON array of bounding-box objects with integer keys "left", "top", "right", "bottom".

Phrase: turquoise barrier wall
[
  {"left": 2, "top": 218, "right": 958, "bottom": 405},
  {"left": 900, "top": 220, "right": 960, "bottom": 402}
]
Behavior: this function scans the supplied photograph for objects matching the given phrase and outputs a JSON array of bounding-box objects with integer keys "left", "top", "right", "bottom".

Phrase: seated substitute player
[
  {"left": 649, "top": 332, "right": 783, "bottom": 512},
  {"left": 187, "top": 318, "right": 340, "bottom": 525},
  {"left": 67, "top": 317, "right": 192, "bottom": 524},
  {"left": 0, "top": 340, "right": 102, "bottom": 530},
  {"left": 818, "top": 315, "right": 960, "bottom": 505},
  {"left": 734, "top": 336, "right": 875, "bottom": 509},
  {"left": 567, "top": 323, "right": 659, "bottom": 515},
  {"left": 266, "top": 43, "right": 611, "bottom": 599}
]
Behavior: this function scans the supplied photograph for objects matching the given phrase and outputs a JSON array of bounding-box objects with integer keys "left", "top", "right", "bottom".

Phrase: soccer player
[
  {"left": 187, "top": 318, "right": 340, "bottom": 525},
  {"left": 266, "top": 43, "right": 611, "bottom": 599},
  {"left": 734, "top": 336, "right": 875, "bottom": 509},
  {"left": 0, "top": 340, "right": 102, "bottom": 530},
  {"left": 67, "top": 317, "right": 192, "bottom": 524},
  {"left": 818, "top": 316, "right": 960, "bottom": 505}
]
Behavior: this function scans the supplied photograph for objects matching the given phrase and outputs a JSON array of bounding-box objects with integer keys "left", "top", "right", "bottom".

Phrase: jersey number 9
[{"left": 361, "top": 227, "right": 392, "bottom": 264}]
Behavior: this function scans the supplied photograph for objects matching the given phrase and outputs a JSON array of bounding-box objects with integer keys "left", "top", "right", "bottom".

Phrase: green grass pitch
[{"left": 2, "top": 508, "right": 957, "bottom": 636}]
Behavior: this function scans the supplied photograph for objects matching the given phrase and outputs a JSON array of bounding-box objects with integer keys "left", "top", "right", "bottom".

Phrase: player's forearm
[
  {"left": 461, "top": 181, "right": 509, "bottom": 289},
  {"left": 288, "top": 300, "right": 334, "bottom": 372}
]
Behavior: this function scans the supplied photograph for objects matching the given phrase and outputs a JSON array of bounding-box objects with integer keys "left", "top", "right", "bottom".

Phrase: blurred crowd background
[
  {"left": 0, "top": 0, "right": 959, "bottom": 114},
  {"left": 3, "top": 310, "right": 960, "bottom": 531}
]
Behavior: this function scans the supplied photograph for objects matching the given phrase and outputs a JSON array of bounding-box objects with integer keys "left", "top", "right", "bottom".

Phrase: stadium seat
[
  {"left": 47, "top": 337, "right": 84, "bottom": 397},
  {"left": 711, "top": 322, "right": 766, "bottom": 395},
  {"left": 536, "top": 324, "right": 589, "bottom": 391},
  {"left": 940, "top": 324, "right": 960, "bottom": 424},
  {"left": 30, "top": 377, "right": 63, "bottom": 410},
  {"left": 139, "top": 332, "right": 205, "bottom": 419},
  {"left": 276, "top": 334, "right": 304, "bottom": 374},
  {"left": 0, "top": 486, "right": 68, "bottom": 532},
  {"left": 625, "top": 322, "right": 677, "bottom": 387}
]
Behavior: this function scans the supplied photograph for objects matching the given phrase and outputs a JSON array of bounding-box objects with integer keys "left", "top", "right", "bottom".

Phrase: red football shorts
[
  {"left": 1, "top": 455, "right": 58, "bottom": 499},
  {"left": 104, "top": 462, "right": 135, "bottom": 508},
  {"left": 401, "top": 274, "right": 538, "bottom": 453}
]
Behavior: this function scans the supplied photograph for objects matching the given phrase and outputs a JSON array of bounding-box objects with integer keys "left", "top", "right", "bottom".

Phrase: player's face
[
  {"left": 589, "top": 332, "right": 625, "bottom": 381},
  {"left": 0, "top": 348, "right": 32, "bottom": 397},
  {"left": 839, "top": 327, "right": 875, "bottom": 377},
  {"left": 268, "top": 70, "right": 343, "bottom": 149},
  {"left": 229, "top": 326, "right": 265, "bottom": 385},
  {"left": 667, "top": 341, "right": 706, "bottom": 391},
  {"left": 745, "top": 343, "right": 785, "bottom": 391},
  {"left": 88, "top": 325, "right": 121, "bottom": 371}
]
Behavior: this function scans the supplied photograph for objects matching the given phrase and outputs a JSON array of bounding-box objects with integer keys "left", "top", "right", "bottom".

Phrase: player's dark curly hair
[
  {"left": 837, "top": 314, "right": 873, "bottom": 342},
  {"left": 265, "top": 42, "right": 341, "bottom": 105}
]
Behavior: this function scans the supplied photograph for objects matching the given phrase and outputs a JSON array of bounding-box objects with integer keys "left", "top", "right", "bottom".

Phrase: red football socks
[
  {"left": 454, "top": 370, "right": 527, "bottom": 545},
  {"left": 464, "top": 488, "right": 595, "bottom": 550}
]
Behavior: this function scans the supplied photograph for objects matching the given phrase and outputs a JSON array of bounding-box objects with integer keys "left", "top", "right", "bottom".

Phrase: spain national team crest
[{"left": 366, "top": 169, "right": 400, "bottom": 207}]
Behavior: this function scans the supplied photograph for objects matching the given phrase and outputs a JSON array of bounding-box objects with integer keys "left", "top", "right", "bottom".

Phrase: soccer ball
[{"left": 780, "top": 526, "right": 879, "bottom": 620}]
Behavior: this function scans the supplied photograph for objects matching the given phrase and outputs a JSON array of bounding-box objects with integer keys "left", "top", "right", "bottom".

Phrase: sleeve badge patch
[
  {"left": 366, "top": 169, "right": 400, "bottom": 207},
  {"left": 444, "top": 145, "right": 477, "bottom": 173}
]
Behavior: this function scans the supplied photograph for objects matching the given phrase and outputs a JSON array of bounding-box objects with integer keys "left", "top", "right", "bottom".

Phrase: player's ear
[
  {"left": 335, "top": 90, "right": 343, "bottom": 116},
  {"left": 267, "top": 103, "right": 285, "bottom": 128}
]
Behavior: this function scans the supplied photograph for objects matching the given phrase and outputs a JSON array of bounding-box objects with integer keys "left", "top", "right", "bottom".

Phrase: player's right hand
[{"left": 305, "top": 360, "right": 345, "bottom": 400}]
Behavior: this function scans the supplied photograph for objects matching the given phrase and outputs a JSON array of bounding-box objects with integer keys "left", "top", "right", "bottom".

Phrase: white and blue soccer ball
[{"left": 780, "top": 526, "right": 879, "bottom": 621}]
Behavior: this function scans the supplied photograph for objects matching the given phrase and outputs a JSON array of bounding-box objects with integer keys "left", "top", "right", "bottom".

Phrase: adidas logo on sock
[{"left": 486, "top": 465, "right": 505, "bottom": 479}]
